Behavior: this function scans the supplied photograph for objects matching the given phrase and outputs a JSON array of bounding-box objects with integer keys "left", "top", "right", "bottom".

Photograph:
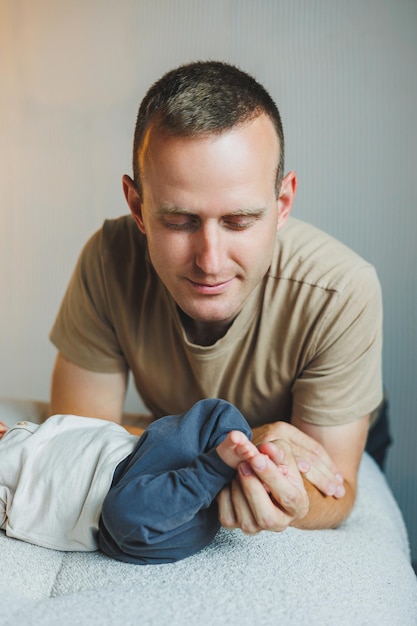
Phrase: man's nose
[{"left": 194, "top": 223, "right": 224, "bottom": 275}]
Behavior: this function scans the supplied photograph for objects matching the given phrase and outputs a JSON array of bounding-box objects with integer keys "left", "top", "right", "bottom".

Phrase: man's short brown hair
[{"left": 132, "top": 61, "right": 285, "bottom": 197}]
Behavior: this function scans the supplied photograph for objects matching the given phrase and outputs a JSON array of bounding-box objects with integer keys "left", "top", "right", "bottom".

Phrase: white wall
[{"left": 1, "top": 0, "right": 416, "bottom": 562}]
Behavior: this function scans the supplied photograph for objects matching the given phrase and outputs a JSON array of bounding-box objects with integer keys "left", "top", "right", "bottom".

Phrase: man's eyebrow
[
  {"left": 155, "top": 205, "right": 267, "bottom": 217},
  {"left": 224, "top": 207, "right": 267, "bottom": 217},
  {"left": 155, "top": 205, "right": 193, "bottom": 216}
]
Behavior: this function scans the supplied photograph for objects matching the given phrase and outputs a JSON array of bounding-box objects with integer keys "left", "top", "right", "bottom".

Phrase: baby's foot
[{"left": 216, "top": 430, "right": 266, "bottom": 469}]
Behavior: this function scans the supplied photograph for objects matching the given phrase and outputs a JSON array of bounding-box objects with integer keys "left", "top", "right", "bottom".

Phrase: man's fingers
[
  {"left": 218, "top": 479, "right": 263, "bottom": 533},
  {"left": 253, "top": 421, "right": 339, "bottom": 476},
  {"left": 230, "top": 475, "right": 263, "bottom": 534},
  {"left": 217, "top": 485, "right": 238, "bottom": 529},
  {"left": 258, "top": 441, "right": 306, "bottom": 493},
  {"left": 259, "top": 435, "right": 345, "bottom": 499},
  {"left": 218, "top": 442, "right": 312, "bottom": 534},
  {"left": 297, "top": 462, "right": 345, "bottom": 498},
  {"left": 238, "top": 450, "right": 309, "bottom": 524}
]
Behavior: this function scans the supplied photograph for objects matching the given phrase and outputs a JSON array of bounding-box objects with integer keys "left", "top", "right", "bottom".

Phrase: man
[{"left": 50, "top": 61, "right": 386, "bottom": 534}]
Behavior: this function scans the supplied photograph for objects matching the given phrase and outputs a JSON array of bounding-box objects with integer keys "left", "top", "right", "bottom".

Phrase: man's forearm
[{"left": 290, "top": 477, "right": 356, "bottom": 530}]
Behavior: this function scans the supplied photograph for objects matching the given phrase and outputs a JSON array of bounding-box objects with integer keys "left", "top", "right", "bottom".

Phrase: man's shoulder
[
  {"left": 271, "top": 217, "right": 378, "bottom": 293},
  {"left": 82, "top": 215, "right": 147, "bottom": 266},
  {"left": 78, "top": 215, "right": 150, "bottom": 292},
  {"left": 101, "top": 214, "right": 144, "bottom": 250}
]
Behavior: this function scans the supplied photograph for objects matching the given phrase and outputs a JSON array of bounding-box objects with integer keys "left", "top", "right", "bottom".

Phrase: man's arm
[
  {"left": 280, "top": 414, "right": 369, "bottom": 528},
  {"left": 218, "top": 414, "right": 369, "bottom": 532},
  {"left": 50, "top": 352, "right": 127, "bottom": 423}
]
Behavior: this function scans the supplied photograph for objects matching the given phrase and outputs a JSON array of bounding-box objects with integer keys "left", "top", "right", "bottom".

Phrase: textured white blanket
[{"left": 0, "top": 399, "right": 416, "bottom": 626}]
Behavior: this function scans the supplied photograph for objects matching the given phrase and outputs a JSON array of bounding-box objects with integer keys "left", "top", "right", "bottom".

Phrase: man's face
[{"left": 126, "top": 113, "right": 295, "bottom": 331}]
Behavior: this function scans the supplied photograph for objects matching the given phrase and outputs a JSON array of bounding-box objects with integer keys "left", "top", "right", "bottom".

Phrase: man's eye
[
  {"left": 163, "top": 218, "right": 198, "bottom": 231},
  {"left": 223, "top": 218, "right": 254, "bottom": 230}
]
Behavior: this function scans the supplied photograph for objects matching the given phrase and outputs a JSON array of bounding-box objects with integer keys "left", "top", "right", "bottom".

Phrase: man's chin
[{"left": 177, "top": 303, "right": 238, "bottom": 328}]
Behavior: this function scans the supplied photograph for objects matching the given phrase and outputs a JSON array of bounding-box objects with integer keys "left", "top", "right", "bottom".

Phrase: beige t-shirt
[{"left": 50, "top": 216, "right": 383, "bottom": 427}]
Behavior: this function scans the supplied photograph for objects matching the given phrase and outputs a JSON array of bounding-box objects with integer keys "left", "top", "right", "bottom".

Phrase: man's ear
[
  {"left": 276, "top": 171, "right": 297, "bottom": 232},
  {"left": 122, "top": 174, "right": 146, "bottom": 234}
]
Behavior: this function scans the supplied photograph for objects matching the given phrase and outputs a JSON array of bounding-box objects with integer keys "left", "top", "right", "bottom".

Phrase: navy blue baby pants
[{"left": 98, "top": 399, "right": 251, "bottom": 565}]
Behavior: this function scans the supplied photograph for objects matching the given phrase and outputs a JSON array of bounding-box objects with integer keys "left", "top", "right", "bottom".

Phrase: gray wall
[{"left": 1, "top": 0, "right": 416, "bottom": 562}]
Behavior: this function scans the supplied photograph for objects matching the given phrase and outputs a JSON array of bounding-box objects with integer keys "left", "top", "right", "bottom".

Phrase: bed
[{"left": 1, "top": 397, "right": 416, "bottom": 626}]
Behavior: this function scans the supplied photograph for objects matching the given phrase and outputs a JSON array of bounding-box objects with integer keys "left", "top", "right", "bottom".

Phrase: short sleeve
[
  {"left": 49, "top": 229, "right": 128, "bottom": 373},
  {"left": 291, "top": 265, "right": 383, "bottom": 425}
]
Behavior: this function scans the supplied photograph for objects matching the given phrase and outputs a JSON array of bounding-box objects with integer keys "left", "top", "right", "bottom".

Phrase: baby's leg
[{"left": 216, "top": 430, "right": 265, "bottom": 470}]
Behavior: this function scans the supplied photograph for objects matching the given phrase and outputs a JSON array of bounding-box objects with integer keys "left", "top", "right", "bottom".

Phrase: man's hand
[
  {"left": 218, "top": 415, "right": 369, "bottom": 533},
  {"left": 218, "top": 438, "right": 309, "bottom": 533},
  {"left": 252, "top": 421, "right": 345, "bottom": 498}
]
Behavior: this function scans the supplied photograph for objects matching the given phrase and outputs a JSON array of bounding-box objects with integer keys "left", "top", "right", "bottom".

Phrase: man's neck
[{"left": 178, "top": 310, "right": 234, "bottom": 346}]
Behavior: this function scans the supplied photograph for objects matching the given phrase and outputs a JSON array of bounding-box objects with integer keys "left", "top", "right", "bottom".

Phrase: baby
[{"left": 0, "top": 399, "right": 267, "bottom": 564}]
